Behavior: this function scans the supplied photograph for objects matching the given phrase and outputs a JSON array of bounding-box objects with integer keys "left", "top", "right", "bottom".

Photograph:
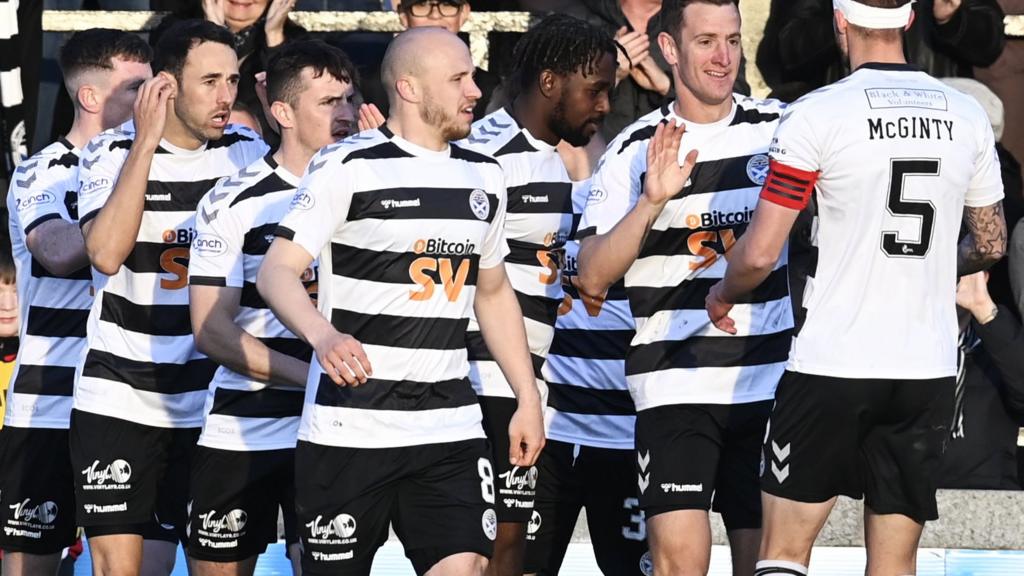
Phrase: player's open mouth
[
  {"left": 211, "top": 113, "right": 229, "bottom": 128},
  {"left": 460, "top": 105, "right": 475, "bottom": 117},
  {"left": 332, "top": 126, "right": 351, "bottom": 139},
  {"left": 706, "top": 70, "right": 729, "bottom": 79}
]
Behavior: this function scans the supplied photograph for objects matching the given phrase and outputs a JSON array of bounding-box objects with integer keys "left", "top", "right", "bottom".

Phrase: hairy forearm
[
  {"left": 196, "top": 311, "right": 309, "bottom": 388},
  {"left": 474, "top": 276, "right": 540, "bottom": 406},
  {"left": 84, "top": 146, "right": 154, "bottom": 274},
  {"left": 28, "top": 220, "right": 89, "bottom": 276},
  {"left": 959, "top": 202, "right": 1007, "bottom": 276},
  {"left": 577, "top": 197, "right": 663, "bottom": 297}
]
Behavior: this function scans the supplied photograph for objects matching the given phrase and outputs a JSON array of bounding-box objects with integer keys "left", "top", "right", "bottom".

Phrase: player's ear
[
  {"left": 456, "top": 2, "right": 471, "bottom": 30},
  {"left": 270, "top": 100, "right": 294, "bottom": 130},
  {"left": 538, "top": 69, "right": 558, "bottom": 100},
  {"left": 396, "top": 75, "right": 420, "bottom": 104},
  {"left": 657, "top": 31, "right": 678, "bottom": 66},
  {"left": 77, "top": 84, "right": 101, "bottom": 114},
  {"left": 904, "top": 9, "right": 915, "bottom": 31},
  {"left": 159, "top": 71, "right": 179, "bottom": 98}
]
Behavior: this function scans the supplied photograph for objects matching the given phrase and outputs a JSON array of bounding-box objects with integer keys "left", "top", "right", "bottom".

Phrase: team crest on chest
[
  {"left": 469, "top": 189, "right": 490, "bottom": 220},
  {"left": 746, "top": 154, "right": 770, "bottom": 185}
]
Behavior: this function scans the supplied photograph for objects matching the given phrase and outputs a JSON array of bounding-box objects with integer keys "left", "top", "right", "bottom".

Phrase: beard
[
  {"left": 550, "top": 98, "right": 595, "bottom": 148},
  {"left": 420, "top": 92, "right": 471, "bottom": 142}
]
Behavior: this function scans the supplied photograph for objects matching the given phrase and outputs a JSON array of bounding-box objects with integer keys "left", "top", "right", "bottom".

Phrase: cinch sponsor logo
[
  {"left": 192, "top": 233, "right": 227, "bottom": 257},
  {"left": 16, "top": 192, "right": 55, "bottom": 211},
  {"left": 81, "top": 178, "right": 111, "bottom": 196},
  {"left": 412, "top": 238, "right": 476, "bottom": 256},
  {"left": 684, "top": 207, "right": 754, "bottom": 229},
  {"left": 291, "top": 189, "right": 314, "bottom": 211},
  {"left": 162, "top": 227, "right": 197, "bottom": 244}
]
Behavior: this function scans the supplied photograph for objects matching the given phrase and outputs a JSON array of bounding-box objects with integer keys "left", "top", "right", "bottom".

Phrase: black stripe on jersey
[
  {"left": 261, "top": 337, "right": 312, "bottom": 361},
  {"left": 680, "top": 154, "right": 765, "bottom": 197},
  {"left": 191, "top": 276, "right": 227, "bottom": 287},
  {"left": 240, "top": 282, "right": 268, "bottom": 309},
  {"left": 516, "top": 290, "right": 560, "bottom": 329},
  {"left": 108, "top": 139, "right": 132, "bottom": 152},
  {"left": 242, "top": 222, "right": 279, "bottom": 256},
  {"left": 617, "top": 122, "right": 661, "bottom": 154},
  {"left": 24, "top": 213, "right": 63, "bottom": 235},
  {"left": 331, "top": 309, "right": 468, "bottom": 350},
  {"left": 274, "top": 226, "right": 295, "bottom": 241},
  {"left": 79, "top": 209, "right": 99, "bottom": 227},
  {"left": 730, "top": 106, "right": 781, "bottom": 126},
  {"left": 506, "top": 181, "right": 573, "bottom": 215},
  {"left": 48, "top": 151, "right": 78, "bottom": 169},
  {"left": 144, "top": 179, "right": 220, "bottom": 212},
  {"left": 493, "top": 133, "right": 536, "bottom": 157},
  {"left": 563, "top": 281, "right": 628, "bottom": 302},
  {"left": 504, "top": 240, "right": 550, "bottom": 265},
  {"left": 122, "top": 241, "right": 189, "bottom": 275},
  {"left": 342, "top": 141, "right": 414, "bottom": 164},
  {"left": 81, "top": 349, "right": 215, "bottom": 394},
  {"left": 12, "top": 365, "right": 75, "bottom": 396},
  {"left": 314, "top": 375, "right": 478, "bottom": 410},
  {"left": 466, "top": 331, "right": 547, "bottom": 375},
  {"left": 229, "top": 173, "right": 294, "bottom": 208},
  {"left": 450, "top": 144, "right": 500, "bottom": 165},
  {"left": 99, "top": 292, "right": 193, "bottom": 336},
  {"left": 209, "top": 386, "right": 303, "bottom": 418},
  {"left": 547, "top": 383, "right": 635, "bottom": 416},
  {"left": 548, "top": 328, "right": 633, "bottom": 360},
  {"left": 575, "top": 226, "right": 596, "bottom": 241},
  {"left": 25, "top": 306, "right": 88, "bottom": 338},
  {"left": 347, "top": 188, "right": 500, "bottom": 222},
  {"left": 206, "top": 130, "right": 258, "bottom": 150},
  {"left": 625, "top": 330, "right": 793, "bottom": 374},
  {"left": 31, "top": 258, "right": 91, "bottom": 281},
  {"left": 640, "top": 222, "right": 751, "bottom": 258},
  {"left": 627, "top": 266, "right": 789, "bottom": 319},
  {"left": 331, "top": 244, "right": 480, "bottom": 287}
]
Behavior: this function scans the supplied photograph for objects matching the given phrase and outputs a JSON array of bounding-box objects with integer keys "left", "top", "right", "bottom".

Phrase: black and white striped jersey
[
  {"left": 5, "top": 139, "right": 90, "bottom": 429},
  {"left": 75, "top": 121, "right": 268, "bottom": 428},
  {"left": 460, "top": 108, "right": 574, "bottom": 399},
  {"left": 189, "top": 154, "right": 313, "bottom": 451},
  {"left": 543, "top": 182, "right": 636, "bottom": 449},
  {"left": 277, "top": 126, "right": 509, "bottom": 449},
  {"left": 580, "top": 96, "right": 792, "bottom": 410}
]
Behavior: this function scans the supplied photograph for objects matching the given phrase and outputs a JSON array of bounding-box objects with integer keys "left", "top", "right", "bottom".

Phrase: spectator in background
[
  {"left": 152, "top": 0, "right": 306, "bottom": 142},
  {"left": 940, "top": 271, "right": 1024, "bottom": 490},
  {"left": 976, "top": 1, "right": 1024, "bottom": 189},
  {"left": 0, "top": 237, "right": 17, "bottom": 431},
  {"left": 757, "top": 0, "right": 1006, "bottom": 102}
]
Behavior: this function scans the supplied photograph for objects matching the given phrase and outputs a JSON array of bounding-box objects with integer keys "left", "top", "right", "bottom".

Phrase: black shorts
[
  {"left": 761, "top": 371, "right": 954, "bottom": 523},
  {"left": 479, "top": 396, "right": 537, "bottom": 523},
  {"left": 296, "top": 438, "right": 495, "bottom": 575},
  {"left": 524, "top": 440, "right": 650, "bottom": 575},
  {"left": 69, "top": 409, "right": 199, "bottom": 544},
  {"left": 0, "top": 426, "right": 77, "bottom": 554},
  {"left": 635, "top": 401, "right": 771, "bottom": 530},
  {"left": 187, "top": 446, "right": 296, "bottom": 562}
]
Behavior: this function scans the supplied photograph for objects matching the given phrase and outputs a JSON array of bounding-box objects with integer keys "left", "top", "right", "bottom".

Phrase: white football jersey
[{"left": 768, "top": 63, "right": 1004, "bottom": 379}]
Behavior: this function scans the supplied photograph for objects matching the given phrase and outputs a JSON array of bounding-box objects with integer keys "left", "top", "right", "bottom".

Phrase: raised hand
[
  {"left": 643, "top": 120, "right": 698, "bottom": 208},
  {"left": 202, "top": 0, "right": 226, "bottom": 27},
  {"left": 264, "top": 0, "right": 296, "bottom": 47},
  {"left": 630, "top": 55, "right": 671, "bottom": 96},
  {"left": 614, "top": 26, "right": 650, "bottom": 85},
  {"left": 956, "top": 271, "right": 995, "bottom": 320},
  {"left": 933, "top": 0, "right": 962, "bottom": 25},
  {"left": 357, "top": 103, "right": 386, "bottom": 133},
  {"left": 133, "top": 75, "right": 175, "bottom": 151}
]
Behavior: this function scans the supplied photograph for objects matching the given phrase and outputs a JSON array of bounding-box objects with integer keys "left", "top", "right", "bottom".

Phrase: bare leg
[
  {"left": 647, "top": 510, "right": 712, "bottom": 576},
  {"left": 863, "top": 506, "right": 923, "bottom": 576}
]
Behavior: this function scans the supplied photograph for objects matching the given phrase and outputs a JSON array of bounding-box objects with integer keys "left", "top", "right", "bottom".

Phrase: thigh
[
  {"left": 581, "top": 445, "right": 651, "bottom": 576},
  {"left": 523, "top": 440, "right": 583, "bottom": 575},
  {"left": 151, "top": 427, "right": 200, "bottom": 545},
  {"left": 70, "top": 410, "right": 171, "bottom": 531},
  {"left": 862, "top": 377, "right": 955, "bottom": 523},
  {"left": 760, "top": 372, "right": 878, "bottom": 504},
  {"left": 0, "top": 427, "right": 77, "bottom": 554},
  {"left": 187, "top": 447, "right": 289, "bottom": 562},
  {"left": 635, "top": 404, "right": 722, "bottom": 518},
  {"left": 395, "top": 439, "right": 495, "bottom": 575},
  {"left": 713, "top": 400, "right": 772, "bottom": 531},
  {"left": 295, "top": 441, "right": 393, "bottom": 576},
  {"left": 479, "top": 396, "right": 537, "bottom": 523}
]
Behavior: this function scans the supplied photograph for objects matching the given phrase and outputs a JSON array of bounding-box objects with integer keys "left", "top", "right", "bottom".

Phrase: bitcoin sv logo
[{"left": 408, "top": 238, "right": 476, "bottom": 302}]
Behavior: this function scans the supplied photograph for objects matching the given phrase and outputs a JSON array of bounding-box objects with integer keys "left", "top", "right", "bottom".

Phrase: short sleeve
[
  {"left": 276, "top": 148, "right": 352, "bottom": 260},
  {"left": 189, "top": 185, "right": 246, "bottom": 288},
  {"left": 767, "top": 105, "right": 821, "bottom": 174},
  {"left": 479, "top": 169, "right": 510, "bottom": 269},
  {"left": 78, "top": 133, "right": 131, "bottom": 227},
  {"left": 9, "top": 160, "right": 72, "bottom": 236},
  {"left": 578, "top": 140, "right": 645, "bottom": 239},
  {"left": 965, "top": 118, "right": 1004, "bottom": 208}
]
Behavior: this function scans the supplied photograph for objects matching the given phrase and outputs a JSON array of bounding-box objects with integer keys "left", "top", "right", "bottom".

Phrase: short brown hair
[
  {"left": 59, "top": 28, "right": 151, "bottom": 80},
  {"left": 266, "top": 41, "right": 358, "bottom": 106},
  {"left": 661, "top": 0, "right": 738, "bottom": 40}
]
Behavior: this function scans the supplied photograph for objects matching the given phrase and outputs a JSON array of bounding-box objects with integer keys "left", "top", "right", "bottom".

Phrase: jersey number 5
[{"left": 881, "top": 158, "right": 939, "bottom": 258}]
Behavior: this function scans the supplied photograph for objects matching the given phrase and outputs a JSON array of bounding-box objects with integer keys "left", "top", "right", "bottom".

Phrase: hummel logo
[
  {"left": 637, "top": 450, "right": 651, "bottom": 494},
  {"left": 488, "top": 118, "right": 511, "bottom": 129},
  {"left": 477, "top": 127, "right": 501, "bottom": 137},
  {"left": 771, "top": 440, "right": 790, "bottom": 483},
  {"left": 208, "top": 188, "right": 229, "bottom": 203},
  {"left": 200, "top": 206, "right": 218, "bottom": 224},
  {"left": 15, "top": 172, "right": 36, "bottom": 189},
  {"left": 467, "top": 135, "right": 490, "bottom": 145},
  {"left": 81, "top": 156, "right": 98, "bottom": 170},
  {"left": 308, "top": 158, "right": 328, "bottom": 173}
]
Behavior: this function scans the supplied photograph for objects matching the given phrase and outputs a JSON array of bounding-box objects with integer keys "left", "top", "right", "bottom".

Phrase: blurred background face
[
  {"left": 549, "top": 52, "right": 615, "bottom": 147},
  {"left": 290, "top": 67, "right": 357, "bottom": 151},
  {"left": 398, "top": 0, "right": 470, "bottom": 35},
  {"left": 174, "top": 41, "right": 240, "bottom": 142},
  {"left": 96, "top": 57, "right": 153, "bottom": 130},
  {"left": 224, "top": 0, "right": 270, "bottom": 32},
  {"left": 670, "top": 2, "right": 741, "bottom": 108},
  {"left": 416, "top": 38, "right": 480, "bottom": 141},
  {"left": 0, "top": 283, "right": 18, "bottom": 339}
]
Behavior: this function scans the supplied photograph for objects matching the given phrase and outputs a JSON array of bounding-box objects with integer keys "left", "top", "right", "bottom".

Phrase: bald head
[{"left": 381, "top": 27, "right": 470, "bottom": 107}]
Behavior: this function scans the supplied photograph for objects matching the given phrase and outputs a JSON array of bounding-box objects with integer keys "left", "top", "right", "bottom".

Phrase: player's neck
[
  {"left": 847, "top": 38, "right": 907, "bottom": 71},
  {"left": 384, "top": 112, "right": 448, "bottom": 152},
  {"left": 161, "top": 112, "right": 206, "bottom": 151},
  {"left": 273, "top": 138, "right": 313, "bottom": 180},
  {"left": 63, "top": 111, "right": 104, "bottom": 150},
  {"left": 672, "top": 91, "right": 733, "bottom": 125},
  {"left": 510, "top": 94, "right": 559, "bottom": 147}
]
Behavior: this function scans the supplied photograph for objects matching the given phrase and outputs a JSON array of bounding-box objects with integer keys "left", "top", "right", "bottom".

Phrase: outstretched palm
[{"left": 643, "top": 121, "right": 698, "bottom": 207}]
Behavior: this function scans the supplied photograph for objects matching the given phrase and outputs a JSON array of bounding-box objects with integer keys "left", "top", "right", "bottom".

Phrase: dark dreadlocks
[{"left": 508, "top": 13, "right": 619, "bottom": 99}]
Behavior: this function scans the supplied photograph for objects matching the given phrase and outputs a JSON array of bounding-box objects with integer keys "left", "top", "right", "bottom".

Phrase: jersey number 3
[{"left": 881, "top": 158, "right": 939, "bottom": 259}]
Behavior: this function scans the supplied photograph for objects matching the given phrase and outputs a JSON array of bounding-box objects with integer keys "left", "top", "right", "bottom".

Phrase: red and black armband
[{"left": 759, "top": 159, "right": 819, "bottom": 210}]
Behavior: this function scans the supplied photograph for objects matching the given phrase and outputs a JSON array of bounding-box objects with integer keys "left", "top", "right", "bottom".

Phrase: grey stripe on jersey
[
  {"left": 277, "top": 126, "right": 508, "bottom": 448},
  {"left": 581, "top": 96, "right": 793, "bottom": 410},
  {"left": 460, "top": 108, "right": 574, "bottom": 399},
  {"left": 5, "top": 139, "right": 90, "bottom": 429},
  {"left": 74, "top": 121, "right": 269, "bottom": 428},
  {"left": 189, "top": 154, "right": 311, "bottom": 451}
]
